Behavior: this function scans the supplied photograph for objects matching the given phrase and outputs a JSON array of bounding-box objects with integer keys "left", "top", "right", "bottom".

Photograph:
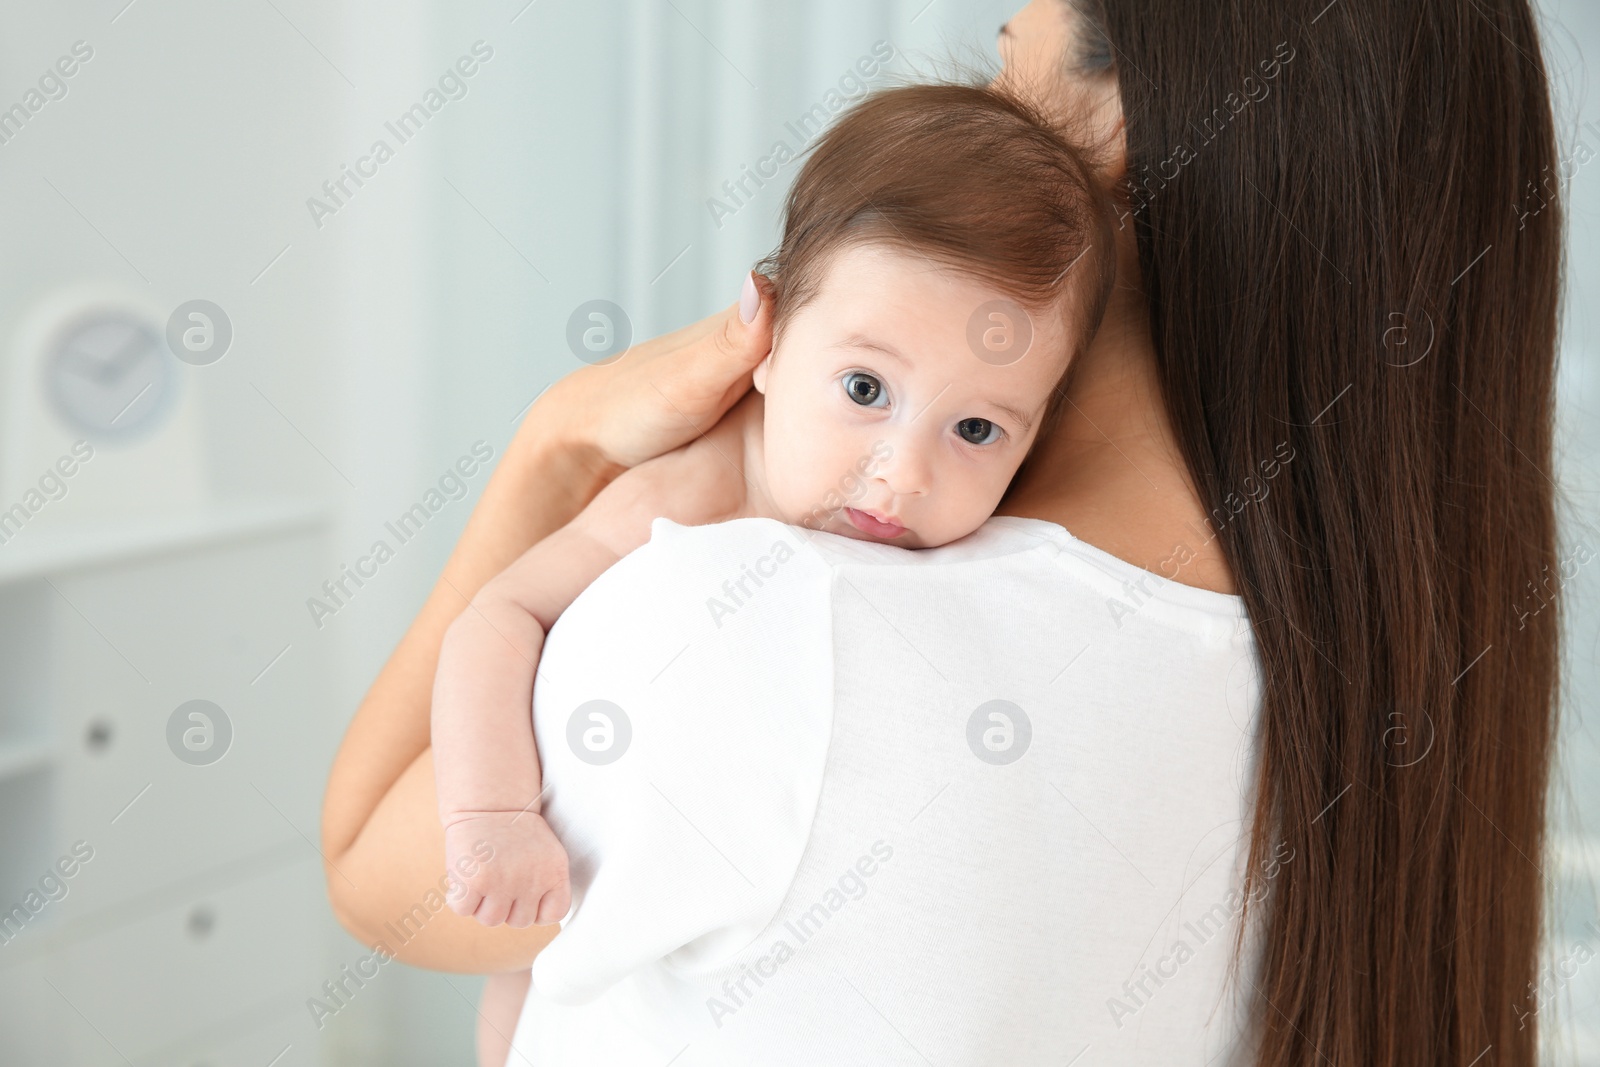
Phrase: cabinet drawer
[
  {"left": 41, "top": 530, "right": 338, "bottom": 920},
  {"left": 0, "top": 855, "right": 328, "bottom": 1064}
]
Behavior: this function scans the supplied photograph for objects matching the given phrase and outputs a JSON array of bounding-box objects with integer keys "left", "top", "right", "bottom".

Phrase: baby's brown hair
[{"left": 753, "top": 79, "right": 1118, "bottom": 437}]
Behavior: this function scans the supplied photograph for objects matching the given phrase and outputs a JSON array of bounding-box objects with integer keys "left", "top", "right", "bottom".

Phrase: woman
[{"left": 321, "top": 1, "right": 1565, "bottom": 1064}]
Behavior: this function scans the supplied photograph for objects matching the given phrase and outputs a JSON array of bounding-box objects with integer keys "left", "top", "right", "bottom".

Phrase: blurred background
[{"left": 0, "top": 1, "right": 1593, "bottom": 1064}]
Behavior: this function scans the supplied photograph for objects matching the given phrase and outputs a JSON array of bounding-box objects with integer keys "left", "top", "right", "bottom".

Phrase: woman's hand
[{"left": 544, "top": 270, "right": 776, "bottom": 472}]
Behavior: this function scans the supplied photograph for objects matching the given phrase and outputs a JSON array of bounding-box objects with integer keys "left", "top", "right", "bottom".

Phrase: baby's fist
[{"left": 443, "top": 811, "right": 572, "bottom": 928}]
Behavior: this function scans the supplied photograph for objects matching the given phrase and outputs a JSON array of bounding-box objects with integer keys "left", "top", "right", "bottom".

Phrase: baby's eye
[
  {"left": 957, "top": 417, "right": 1002, "bottom": 445},
  {"left": 842, "top": 372, "right": 886, "bottom": 407}
]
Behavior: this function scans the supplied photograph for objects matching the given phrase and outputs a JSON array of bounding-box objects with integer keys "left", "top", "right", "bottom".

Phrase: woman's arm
[
  {"left": 430, "top": 440, "right": 745, "bottom": 932},
  {"left": 320, "top": 274, "right": 774, "bottom": 973}
]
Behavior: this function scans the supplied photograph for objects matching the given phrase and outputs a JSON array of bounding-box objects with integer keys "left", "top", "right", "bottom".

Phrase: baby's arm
[{"left": 431, "top": 440, "right": 744, "bottom": 927}]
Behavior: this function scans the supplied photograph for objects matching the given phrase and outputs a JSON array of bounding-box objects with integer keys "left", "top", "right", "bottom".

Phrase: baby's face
[{"left": 753, "top": 242, "right": 1076, "bottom": 549}]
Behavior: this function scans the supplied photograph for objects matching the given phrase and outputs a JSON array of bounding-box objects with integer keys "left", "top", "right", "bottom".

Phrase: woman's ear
[{"left": 752, "top": 352, "right": 772, "bottom": 394}]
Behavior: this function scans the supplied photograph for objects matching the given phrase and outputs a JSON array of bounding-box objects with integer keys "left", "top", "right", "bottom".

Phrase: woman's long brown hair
[{"left": 1070, "top": 0, "right": 1566, "bottom": 1062}]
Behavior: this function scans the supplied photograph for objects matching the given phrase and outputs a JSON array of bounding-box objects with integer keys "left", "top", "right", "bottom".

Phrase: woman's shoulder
[
  {"left": 637, "top": 513, "right": 1063, "bottom": 571},
  {"left": 987, "top": 515, "right": 1252, "bottom": 634},
  {"left": 560, "top": 511, "right": 1250, "bottom": 657},
  {"left": 562, "top": 513, "right": 816, "bottom": 604},
  {"left": 530, "top": 515, "right": 837, "bottom": 1004},
  {"left": 636, "top": 513, "right": 1250, "bottom": 618},
  {"left": 640, "top": 513, "right": 811, "bottom": 561},
  {"left": 541, "top": 516, "right": 835, "bottom": 708}
]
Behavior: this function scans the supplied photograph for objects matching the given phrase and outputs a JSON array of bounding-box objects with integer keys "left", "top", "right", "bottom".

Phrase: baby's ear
[{"left": 752, "top": 352, "right": 772, "bottom": 394}]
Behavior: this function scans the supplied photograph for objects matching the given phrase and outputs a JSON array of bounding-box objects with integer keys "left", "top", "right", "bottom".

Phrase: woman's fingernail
[{"left": 739, "top": 270, "right": 759, "bottom": 323}]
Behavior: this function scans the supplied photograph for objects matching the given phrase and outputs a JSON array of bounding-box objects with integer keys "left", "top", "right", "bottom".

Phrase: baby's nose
[{"left": 875, "top": 439, "right": 931, "bottom": 497}]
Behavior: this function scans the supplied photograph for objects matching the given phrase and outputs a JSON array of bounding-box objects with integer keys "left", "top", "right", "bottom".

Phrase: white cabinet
[{"left": 0, "top": 501, "right": 344, "bottom": 1066}]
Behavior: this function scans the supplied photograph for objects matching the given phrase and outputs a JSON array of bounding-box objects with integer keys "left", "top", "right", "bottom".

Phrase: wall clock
[
  {"left": 45, "top": 308, "right": 177, "bottom": 439},
  {"left": 4, "top": 285, "right": 207, "bottom": 528}
]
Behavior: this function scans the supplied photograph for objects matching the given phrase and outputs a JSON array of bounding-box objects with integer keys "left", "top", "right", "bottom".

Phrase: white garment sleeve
[{"left": 527, "top": 517, "right": 834, "bottom": 1005}]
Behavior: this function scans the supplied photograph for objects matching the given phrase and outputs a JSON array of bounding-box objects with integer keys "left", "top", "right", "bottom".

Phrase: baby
[{"left": 430, "top": 80, "right": 1116, "bottom": 1060}]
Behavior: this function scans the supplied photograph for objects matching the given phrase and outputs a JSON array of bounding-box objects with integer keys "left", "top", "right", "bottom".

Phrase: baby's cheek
[
  {"left": 765, "top": 453, "right": 834, "bottom": 526},
  {"left": 936, "top": 476, "right": 1013, "bottom": 543},
  {"left": 944, "top": 499, "right": 999, "bottom": 543},
  {"left": 761, "top": 399, "right": 849, "bottom": 522},
  {"left": 835, "top": 466, "right": 868, "bottom": 503}
]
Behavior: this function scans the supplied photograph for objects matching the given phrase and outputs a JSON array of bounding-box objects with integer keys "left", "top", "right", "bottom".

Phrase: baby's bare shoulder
[
  {"left": 633, "top": 435, "right": 749, "bottom": 520},
  {"left": 649, "top": 390, "right": 760, "bottom": 515},
  {"left": 572, "top": 399, "right": 756, "bottom": 554}
]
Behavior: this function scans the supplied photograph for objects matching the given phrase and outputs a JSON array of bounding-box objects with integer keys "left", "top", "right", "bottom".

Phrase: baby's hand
[{"left": 443, "top": 811, "right": 572, "bottom": 928}]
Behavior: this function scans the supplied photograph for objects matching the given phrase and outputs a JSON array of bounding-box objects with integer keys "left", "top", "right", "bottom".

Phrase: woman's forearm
[
  {"left": 320, "top": 417, "right": 617, "bottom": 969},
  {"left": 318, "top": 277, "right": 776, "bottom": 972}
]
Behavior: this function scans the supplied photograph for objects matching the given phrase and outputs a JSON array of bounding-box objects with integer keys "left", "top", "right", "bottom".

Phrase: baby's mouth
[{"left": 844, "top": 507, "right": 907, "bottom": 539}]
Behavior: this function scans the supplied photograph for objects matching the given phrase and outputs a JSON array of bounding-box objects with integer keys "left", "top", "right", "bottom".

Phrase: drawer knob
[
  {"left": 85, "top": 719, "right": 113, "bottom": 753},
  {"left": 186, "top": 905, "right": 215, "bottom": 940}
]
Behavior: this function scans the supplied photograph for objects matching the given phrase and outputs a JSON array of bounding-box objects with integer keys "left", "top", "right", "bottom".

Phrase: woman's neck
[
  {"left": 1014, "top": 217, "right": 1172, "bottom": 471},
  {"left": 997, "top": 224, "right": 1238, "bottom": 595}
]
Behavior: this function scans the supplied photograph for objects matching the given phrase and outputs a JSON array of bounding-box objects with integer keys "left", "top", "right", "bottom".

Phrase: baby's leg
[{"left": 477, "top": 968, "right": 532, "bottom": 1067}]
